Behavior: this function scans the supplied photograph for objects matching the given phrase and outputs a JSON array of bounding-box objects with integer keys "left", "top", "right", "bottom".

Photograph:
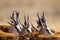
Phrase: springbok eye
[{"left": 27, "top": 29, "right": 30, "bottom": 33}]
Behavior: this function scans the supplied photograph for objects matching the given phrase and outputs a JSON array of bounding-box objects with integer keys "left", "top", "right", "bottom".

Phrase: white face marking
[
  {"left": 46, "top": 23, "right": 54, "bottom": 35},
  {"left": 16, "top": 25, "right": 22, "bottom": 32},
  {"left": 28, "top": 27, "right": 32, "bottom": 32},
  {"left": 19, "top": 24, "right": 23, "bottom": 29},
  {"left": 47, "top": 27, "right": 54, "bottom": 35}
]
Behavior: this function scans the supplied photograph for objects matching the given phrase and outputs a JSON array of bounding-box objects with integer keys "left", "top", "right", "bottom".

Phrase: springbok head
[
  {"left": 7, "top": 11, "right": 24, "bottom": 34},
  {"left": 41, "top": 12, "right": 54, "bottom": 35},
  {"left": 24, "top": 15, "right": 32, "bottom": 33},
  {"left": 37, "top": 12, "right": 54, "bottom": 35},
  {"left": 18, "top": 15, "right": 32, "bottom": 36}
]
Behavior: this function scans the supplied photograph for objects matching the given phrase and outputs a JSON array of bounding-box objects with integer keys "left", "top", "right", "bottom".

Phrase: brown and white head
[
  {"left": 7, "top": 11, "right": 24, "bottom": 35},
  {"left": 37, "top": 12, "right": 54, "bottom": 35}
]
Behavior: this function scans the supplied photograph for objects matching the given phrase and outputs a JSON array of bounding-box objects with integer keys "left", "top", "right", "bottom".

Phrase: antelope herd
[
  {"left": 7, "top": 11, "right": 56, "bottom": 39},
  {"left": 7, "top": 11, "right": 53, "bottom": 35},
  {"left": 0, "top": 11, "right": 60, "bottom": 40}
]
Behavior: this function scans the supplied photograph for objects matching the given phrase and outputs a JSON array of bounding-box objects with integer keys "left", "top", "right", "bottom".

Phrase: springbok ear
[
  {"left": 24, "top": 15, "right": 27, "bottom": 26},
  {"left": 7, "top": 21, "right": 14, "bottom": 26},
  {"left": 15, "top": 11, "right": 20, "bottom": 25},
  {"left": 36, "top": 13, "right": 42, "bottom": 26},
  {"left": 27, "top": 14, "right": 29, "bottom": 22},
  {"left": 30, "top": 23, "right": 39, "bottom": 31},
  {"left": 37, "top": 13, "right": 40, "bottom": 22},
  {"left": 16, "top": 11, "right": 19, "bottom": 23},
  {"left": 42, "top": 12, "right": 44, "bottom": 17},
  {"left": 10, "top": 11, "right": 17, "bottom": 25},
  {"left": 36, "top": 12, "right": 39, "bottom": 23},
  {"left": 11, "top": 12, "right": 14, "bottom": 19},
  {"left": 27, "top": 14, "right": 29, "bottom": 28},
  {"left": 41, "top": 12, "right": 46, "bottom": 24},
  {"left": 8, "top": 12, "right": 16, "bottom": 26},
  {"left": 43, "top": 12, "right": 44, "bottom": 16},
  {"left": 41, "top": 12, "right": 44, "bottom": 19}
]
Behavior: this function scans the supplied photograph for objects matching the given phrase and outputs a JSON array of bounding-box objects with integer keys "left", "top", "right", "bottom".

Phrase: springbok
[
  {"left": 31, "top": 12, "right": 54, "bottom": 35},
  {"left": 8, "top": 11, "right": 32, "bottom": 36},
  {"left": 19, "top": 14, "right": 32, "bottom": 36},
  {"left": 7, "top": 11, "right": 22, "bottom": 35},
  {"left": 38, "top": 12, "right": 54, "bottom": 35}
]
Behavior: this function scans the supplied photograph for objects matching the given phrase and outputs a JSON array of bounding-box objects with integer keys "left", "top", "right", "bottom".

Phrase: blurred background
[{"left": 0, "top": 0, "right": 60, "bottom": 32}]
